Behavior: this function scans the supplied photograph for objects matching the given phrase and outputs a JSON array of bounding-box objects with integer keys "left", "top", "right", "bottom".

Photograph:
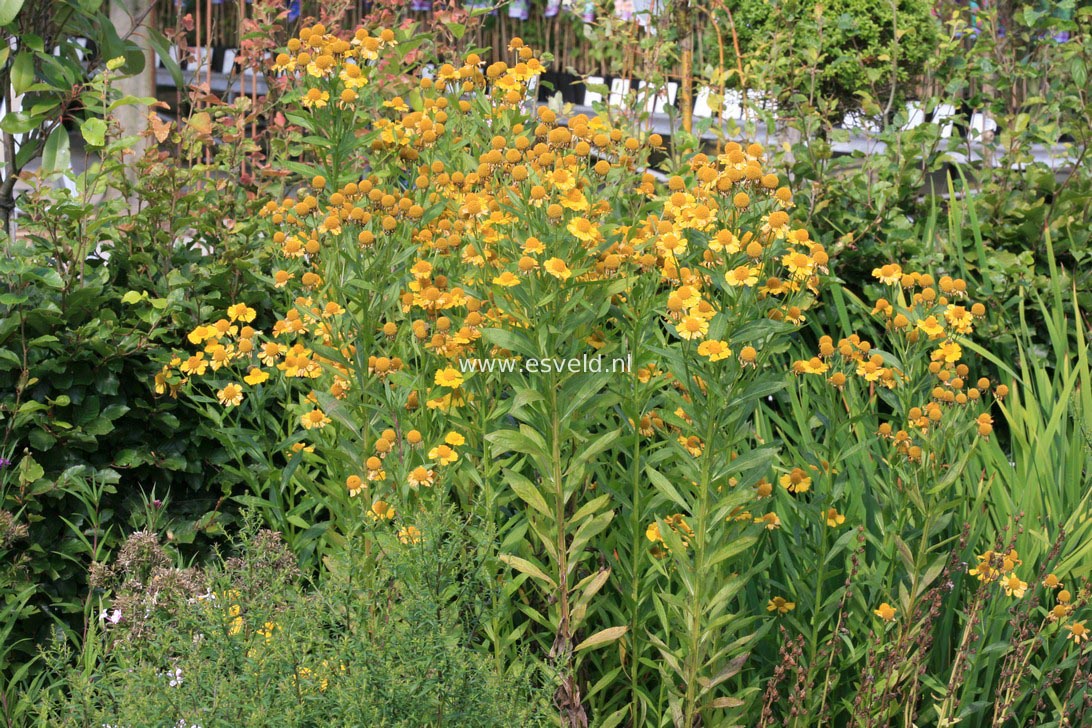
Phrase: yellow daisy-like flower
[
  {"left": 1002, "top": 574, "right": 1028, "bottom": 598},
  {"left": 872, "top": 263, "right": 903, "bottom": 285},
  {"left": 444, "top": 431, "right": 466, "bottom": 446},
  {"left": 781, "top": 251, "right": 815, "bottom": 280},
  {"left": 180, "top": 352, "right": 208, "bottom": 376},
  {"left": 187, "top": 325, "right": 211, "bottom": 345},
  {"left": 755, "top": 512, "right": 781, "bottom": 530},
  {"left": 428, "top": 444, "right": 458, "bottom": 466},
  {"left": 931, "top": 340, "right": 963, "bottom": 364},
  {"left": 244, "top": 368, "right": 269, "bottom": 386},
  {"left": 767, "top": 596, "right": 795, "bottom": 614},
  {"left": 563, "top": 215, "right": 598, "bottom": 243},
  {"left": 300, "top": 408, "right": 331, "bottom": 430},
  {"left": 522, "top": 237, "right": 546, "bottom": 255},
  {"left": 398, "top": 525, "right": 422, "bottom": 544},
  {"left": 492, "top": 271, "right": 521, "bottom": 288},
  {"left": 675, "top": 315, "right": 709, "bottom": 341},
  {"left": 697, "top": 339, "right": 731, "bottom": 361},
  {"left": 779, "top": 467, "right": 812, "bottom": 494},
  {"left": 916, "top": 316, "right": 945, "bottom": 339},
  {"left": 217, "top": 383, "right": 243, "bottom": 407},
  {"left": 792, "top": 357, "right": 830, "bottom": 375},
  {"left": 874, "top": 602, "right": 897, "bottom": 621},
  {"left": 544, "top": 257, "right": 573, "bottom": 281},
  {"left": 434, "top": 367, "right": 464, "bottom": 388},
  {"left": 227, "top": 303, "right": 257, "bottom": 323},
  {"left": 301, "top": 88, "right": 330, "bottom": 109},
  {"left": 725, "top": 265, "right": 759, "bottom": 287},
  {"left": 1067, "top": 621, "right": 1088, "bottom": 644},
  {"left": 370, "top": 500, "right": 395, "bottom": 520},
  {"left": 824, "top": 508, "right": 845, "bottom": 528},
  {"left": 944, "top": 304, "right": 975, "bottom": 335},
  {"left": 382, "top": 95, "right": 409, "bottom": 112},
  {"left": 345, "top": 474, "right": 365, "bottom": 497},
  {"left": 407, "top": 466, "right": 436, "bottom": 487}
]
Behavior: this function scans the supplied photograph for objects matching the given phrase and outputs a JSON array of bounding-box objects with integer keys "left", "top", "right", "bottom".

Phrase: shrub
[{"left": 42, "top": 515, "right": 553, "bottom": 727}]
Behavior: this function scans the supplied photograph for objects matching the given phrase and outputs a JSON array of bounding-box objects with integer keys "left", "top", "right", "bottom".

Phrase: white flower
[{"left": 99, "top": 609, "right": 122, "bottom": 625}]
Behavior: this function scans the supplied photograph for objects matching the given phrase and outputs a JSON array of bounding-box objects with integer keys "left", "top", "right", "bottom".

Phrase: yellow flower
[
  {"left": 244, "top": 368, "right": 269, "bottom": 386},
  {"left": 725, "top": 265, "right": 759, "bottom": 287},
  {"left": 370, "top": 500, "right": 395, "bottom": 520},
  {"left": 180, "top": 353, "right": 208, "bottom": 376},
  {"left": 1067, "top": 621, "right": 1088, "bottom": 644},
  {"left": 779, "top": 467, "right": 811, "bottom": 495},
  {"left": 872, "top": 263, "right": 902, "bottom": 285},
  {"left": 792, "top": 357, "right": 830, "bottom": 375},
  {"left": 755, "top": 512, "right": 781, "bottom": 530},
  {"left": 434, "top": 367, "right": 464, "bottom": 388},
  {"left": 428, "top": 444, "right": 458, "bottom": 466},
  {"left": 916, "top": 316, "right": 945, "bottom": 339},
  {"left": 398, "top": 525, "right": 422, "bottom": 544},
  {"left": 767, "top": 596, "right": 795, "bottom": 614},
  {"left": 217, "top": 383, "right": 244, "bottom": 407},
  {"left": 566, "top": 216, "right": 600, "bottom": 243},
  {"left": 522, "top": 237, "right": 546, "bottom": 255},
  {"left": 407, "top": 466, "right": 435, "bottom": 487},
  {"left": 1043, "top": 573, "right": 1062, "bottom": 590},
  {"left": 874, "top": 602, "right": 897, "bottom": 621},
  {"left": 1048, "top": 603, "right": 1072, "bottom": 622},
  {"left": 300, "top": 408, "right": 331, "bottom": 430},
  {"left": 544, "top": 257, "right": 573, "bottom": 281},
  {"left": 345, "top": 474, "right": 364, "bottom": 497},
  {"left": 697, "top": 339, "right": 731, "bottom": 361},
  {"left": 781, "top": 251, "right": 815, "bottom": 280},
  {"left": 227, "top": 303, "right": 257, "bottom": 323},
  {"left": 301, "top": 88, "right": 330, "bottom": 109},
  {"left": 492, "top": 271, "right": 521, "bottom": 288},
  {"left": 944, "top": 304, "right": 975, "bottom": 334},
  {"left": 187, "top": 325, "right": 211, "bottom": 345},
  {"left": 444, "top": 431, "right": 466, "bottom": 446},
  {"left": 675, "top": 315, "right": 709, "bottom": 341},
  {"left": 824, "top": 508, "right": 845, "bottom": 528},
  {"left": 1002, "top": 574, "right": 1028, "bottom": 598},
  {"left": 931, "top": 340, "right": 962, "bottom": 364}
]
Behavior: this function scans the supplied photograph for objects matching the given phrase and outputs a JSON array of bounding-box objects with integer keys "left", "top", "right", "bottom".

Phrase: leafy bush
[
  {"left": 40, "top": 515, "right": 553, "bottom": 727},
  {"left": 0, "top": 76, "right": 280, "bottom": 700},
  {"left": 732, "top": 0, "right": 940, "bottom": 113}
]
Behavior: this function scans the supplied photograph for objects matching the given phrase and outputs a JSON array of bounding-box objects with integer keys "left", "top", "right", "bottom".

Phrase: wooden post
[
  {"left": 676, "top": 0, "right": 693, "bottom": 134},
  {"left": 109, "top": 0, "right": 155, "bottom": 169}
]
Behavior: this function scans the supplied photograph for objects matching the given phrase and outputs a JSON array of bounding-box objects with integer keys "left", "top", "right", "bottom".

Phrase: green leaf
[
  {"left": 506, "top": 470, "right": 551, "bottom": 518},
  {"left": 574, "top": 625, "right": 627, "bottom": 652},
  {"left": 0, "top": 0, "right": 25, "bottom": 25},
  {"left": 11, "top": 51, "right": 33, "bottom": 95},
  {"left": 18, "top": 454, "right": 45, "bottom": 485},
  {"left": 41, "top": 125, "right": 71, "bottom": 176},
  {"left": 646, "top": 465, "right": 691, "bottom": 511},
  {"left": 80, "top": 118, "right": 107, "bottom": 147},
  {"left": 146, "top": 27, "right": 184, "bottom": 89},
  {"left": 499, "top": 554, "right": 556, "bottom": 589},
  {"left": 120, "top": 290, "right": 145, "bottom": 304}
]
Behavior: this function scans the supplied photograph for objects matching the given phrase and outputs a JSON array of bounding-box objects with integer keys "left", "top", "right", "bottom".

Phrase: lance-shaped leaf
[{"left": 574, "top": 625, "right": 628, "bottom": 652}]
